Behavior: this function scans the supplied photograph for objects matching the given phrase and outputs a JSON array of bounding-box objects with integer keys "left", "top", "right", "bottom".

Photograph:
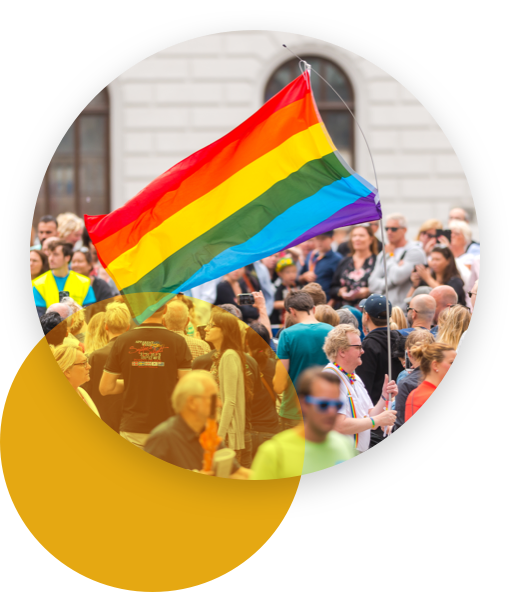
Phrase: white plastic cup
[{"left": 212, "top": 448, "right": 236, "bottom": 478}]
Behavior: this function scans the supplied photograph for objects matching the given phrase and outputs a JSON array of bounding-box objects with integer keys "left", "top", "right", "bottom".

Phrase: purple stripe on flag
[{"left": 283, "top": 193, "right": 382, "bottom": 250}]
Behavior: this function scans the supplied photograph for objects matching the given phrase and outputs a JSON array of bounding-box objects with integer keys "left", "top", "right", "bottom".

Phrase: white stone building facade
[{"left": 39, "top": 30, "right": 478, "bottom": 240}]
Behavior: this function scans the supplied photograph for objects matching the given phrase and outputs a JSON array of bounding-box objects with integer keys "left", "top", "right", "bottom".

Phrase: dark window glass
[
  {"left": 33, "top": 88, "right": 110, "bottom": 223},
  {"left": 265, "top": 56, "right": 355, "bottom": 167}
]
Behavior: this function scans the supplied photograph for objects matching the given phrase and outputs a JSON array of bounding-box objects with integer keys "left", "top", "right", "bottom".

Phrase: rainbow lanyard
[
  {"left": 328, "top": 365, "right": 359, "bottom": 448},
  {"left": 333, "top": 363, "right": 356, "bottom": 385}
]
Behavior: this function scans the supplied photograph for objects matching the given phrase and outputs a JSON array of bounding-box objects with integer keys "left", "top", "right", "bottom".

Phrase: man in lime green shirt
[{"left": 251, "top": 367, "right": 356, "bottom": 480}]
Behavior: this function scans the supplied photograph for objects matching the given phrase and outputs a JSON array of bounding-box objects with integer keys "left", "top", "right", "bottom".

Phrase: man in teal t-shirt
[
  {"left": 276, "top": 292, "right": 332, "bottom": 429},
  {"left": 251, "top": 367, "right": 356, "bottom": 479}
]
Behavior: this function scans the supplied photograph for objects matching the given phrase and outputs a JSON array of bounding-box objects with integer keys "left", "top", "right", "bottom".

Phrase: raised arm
[{"left": 252, "top": 290, "right": 272, "bottom": 336}]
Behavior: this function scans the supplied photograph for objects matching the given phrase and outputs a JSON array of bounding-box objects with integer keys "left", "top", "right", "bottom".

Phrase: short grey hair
[
  {"left": 164, "top": 300, "right": 189, "bottom": 332},
  {"left": 449, "top": 219, "right": 472, "bottom": 243},
  {"left": 336, "top": 308, "right": 359, "bottom": 328},
  {"left": 171, "top": 371, "right": 217, "bottom": 414},
  {"left": 323, "top": 324, "right": 361, "bottom": 363},
  {"left": 386, "top": 213, "right": 407, "bottom": 228}
]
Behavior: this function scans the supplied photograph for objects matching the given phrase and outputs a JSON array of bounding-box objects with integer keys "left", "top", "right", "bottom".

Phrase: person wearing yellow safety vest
[{"left": 32, "top": 240, "right": 96, "bottom": 318}]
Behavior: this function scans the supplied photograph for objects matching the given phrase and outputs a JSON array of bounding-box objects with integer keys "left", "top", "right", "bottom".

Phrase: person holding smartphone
[
  {"left": 416, "top": 219, "right": 444, "bottom": 255},
  {"left": 214, "top": 268, "right": 259, "bottom": 323},
  {"left": 409, "top": 245, "right": 466, "bottom": 306}
]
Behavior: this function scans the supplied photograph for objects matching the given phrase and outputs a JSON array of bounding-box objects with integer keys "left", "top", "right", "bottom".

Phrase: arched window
[
  {"left": 34, "top": 88, "right": 110, "bottom": 222},
  {"left": 265, "top": 56, "right": 355, "bottom": 167}
]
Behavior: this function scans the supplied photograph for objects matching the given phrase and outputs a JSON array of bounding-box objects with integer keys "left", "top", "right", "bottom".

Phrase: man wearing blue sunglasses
[{"left": 250, "top": 367, "right": 356, "bottom": 479}]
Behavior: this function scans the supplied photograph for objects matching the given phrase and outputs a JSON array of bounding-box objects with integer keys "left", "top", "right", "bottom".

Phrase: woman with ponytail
[
  {"left": 205, "top": 308, "right": 254, "bottom": 467},
  {"left": 405, "top": 342, "right": 456, "bottom": 421}
]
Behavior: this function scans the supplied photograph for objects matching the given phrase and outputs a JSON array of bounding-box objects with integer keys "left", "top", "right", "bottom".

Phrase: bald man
[
  {"left": 399, "top": 294, "right": 436, "bottom": 337},
  {"left": 163, "top": 299, "right": 210, "bottom": 361},
  {"left": 46, "top": 301, "right": 73, "bottom": 319},
  {"left": 449, "top": 207, "right": 469, "bottom": 223},
  {"left": 429, "top": 285, "right": 458, "bottom": 332}
]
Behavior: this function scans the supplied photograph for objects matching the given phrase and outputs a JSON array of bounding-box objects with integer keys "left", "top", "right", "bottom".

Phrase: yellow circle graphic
[{"left": 1, "top": 338, "right": 300, "bottom": 590}]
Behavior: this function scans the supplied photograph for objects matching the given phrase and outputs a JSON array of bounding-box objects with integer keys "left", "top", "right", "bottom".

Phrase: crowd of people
[{"left": 32, "top": 206, "right": 479, "bottom": 479}]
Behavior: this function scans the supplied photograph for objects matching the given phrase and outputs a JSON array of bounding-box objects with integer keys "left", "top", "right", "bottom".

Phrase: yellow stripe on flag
[{"left": 107, "top": 123, "right": 334, "bottom": 290}]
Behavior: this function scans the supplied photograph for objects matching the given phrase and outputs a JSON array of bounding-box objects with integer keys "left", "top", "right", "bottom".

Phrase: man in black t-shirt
[{"left": 100, "top": 303, "right": 192, "bottom": 448}]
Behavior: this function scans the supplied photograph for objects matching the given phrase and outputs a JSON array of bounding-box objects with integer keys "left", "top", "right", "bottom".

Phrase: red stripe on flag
[{"left": 85, "top": 73, "right": 312, "bottom": 247}]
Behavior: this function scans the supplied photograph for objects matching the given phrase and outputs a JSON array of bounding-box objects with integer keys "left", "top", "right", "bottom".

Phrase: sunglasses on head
[{"left": 304, "top": 396, "right": 344, "bottom": 412}]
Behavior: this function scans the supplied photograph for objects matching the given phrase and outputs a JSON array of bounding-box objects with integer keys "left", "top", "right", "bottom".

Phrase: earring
[{"left": 435, "top": 369, "right": 438, "bottom": 372}]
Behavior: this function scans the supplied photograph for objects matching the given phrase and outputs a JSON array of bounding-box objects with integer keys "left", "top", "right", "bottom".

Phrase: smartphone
[
  {"left": 436, "top": 229, "right": 452, "bottom": 242},
  {"left": 237, "top": 293, "right": 255, "bottom": 305},
  {"left": 59, "top": 291, "right": 70, "bottom": 302},
  {"left": 197, "top": 325, "right": 207, "bottom": 340}
]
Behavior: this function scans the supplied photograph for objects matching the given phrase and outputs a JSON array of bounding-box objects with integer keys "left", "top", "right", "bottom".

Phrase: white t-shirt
[
  {"left": 392, "top": 245, "right": 407, "bottom": 261},
  {"left": 323, "top": 363, "right": 373, "bottom": 453}
]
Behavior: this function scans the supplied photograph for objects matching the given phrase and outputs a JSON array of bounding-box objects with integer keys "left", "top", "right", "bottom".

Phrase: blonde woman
[
  {"left": 57, "top": 212, "right": 84, "bottom": 247},
  {"left": 394, "top": 330, "right": 435, "bottom": 430},
  {"left": 82, "top": 302, "right": 131, "bottom": 432},
  {"left": 67, "top": 308, "right": 87, "bottom": 344},
  {"left": 405, "top": 342, "right": 457, "bottom": 421},
  {"left": 437, "top": 304, "right": 471, "bottom": 350},
  {"left": 390, "top": 306, "right": 407, "bottom": 331},
  {"left": 416, "top": 219, "right": 443, "bottom": 255},
  {"left": 52, "top": 344, "right": 99, "bottom": 417},
  {"left": 84, "top": 311, "right": 108, "bottom": 355}
]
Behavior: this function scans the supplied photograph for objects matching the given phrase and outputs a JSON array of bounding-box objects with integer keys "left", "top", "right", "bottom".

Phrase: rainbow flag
[{"left": 85, "top": 71, "right": 381, "bottom": 322}]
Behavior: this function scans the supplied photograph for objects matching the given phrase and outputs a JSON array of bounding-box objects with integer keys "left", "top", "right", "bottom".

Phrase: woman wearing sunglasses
[
  {"left": 415, "top": 219, "right": 444, "bottom": 256},
  {"left": 51, "top": 344, "right": 100, "bottom": 417},
  {"left": 322, "top": 324, "right": 397, "bottom": 453}
]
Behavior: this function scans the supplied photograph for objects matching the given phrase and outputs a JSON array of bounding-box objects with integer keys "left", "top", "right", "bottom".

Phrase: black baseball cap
[{"left": 359, "top": 294, "right": 392, "bottom": 319}]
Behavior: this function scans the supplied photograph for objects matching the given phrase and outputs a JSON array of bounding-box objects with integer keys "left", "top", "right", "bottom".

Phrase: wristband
[
  {"left": 370, "top": 417, "right": 375, "bottom": 429},
  {"left": 381, "top": 394, "right": 388, "bottom": 402}
]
